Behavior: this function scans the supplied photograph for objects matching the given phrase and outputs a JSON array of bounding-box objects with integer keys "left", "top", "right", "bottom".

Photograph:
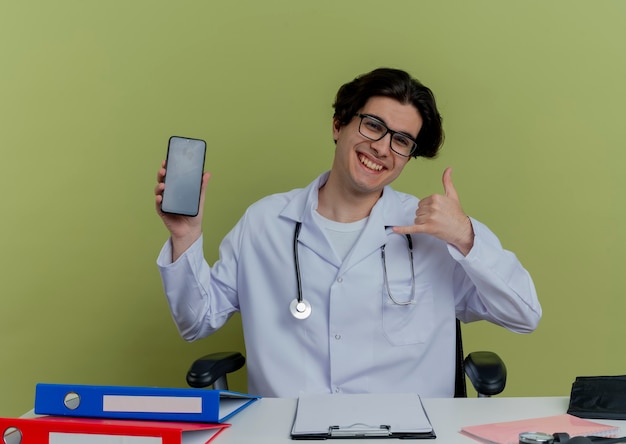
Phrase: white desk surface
[{"left": 219, "top": 396, "right": 625, "bottom": 443}]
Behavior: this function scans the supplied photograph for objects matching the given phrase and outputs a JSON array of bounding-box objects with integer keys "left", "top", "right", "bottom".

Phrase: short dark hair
[{"left": 332, "top": 68, "right": 444, "bottom": 158}]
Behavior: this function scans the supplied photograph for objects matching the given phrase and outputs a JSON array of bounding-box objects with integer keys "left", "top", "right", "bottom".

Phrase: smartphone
[{"left": 160, "top": 136, "right": 207, "bottom": 217}]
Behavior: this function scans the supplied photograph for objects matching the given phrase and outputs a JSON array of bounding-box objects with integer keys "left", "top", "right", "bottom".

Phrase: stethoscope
[{"left": 290, "top": 222, "right": 416, "bottom": 320}]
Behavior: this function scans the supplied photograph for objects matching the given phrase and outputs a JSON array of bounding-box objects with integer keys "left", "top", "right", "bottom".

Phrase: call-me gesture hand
[{"left": 393, "top": 167, "right": 474, "bottom": 256}]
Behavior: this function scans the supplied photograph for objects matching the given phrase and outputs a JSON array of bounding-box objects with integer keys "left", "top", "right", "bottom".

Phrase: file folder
[
  {"left": 460, "top": 413, "right": 620, "bottom": 444},
  {"left": 0, "top": 416, "right": 229, "bottom": 444},
  {"left": 290, "top": 392, "right": 436, "bottom": 439},
  {"left": 34, "top": 383, "right": 260, "bottom": 423}
]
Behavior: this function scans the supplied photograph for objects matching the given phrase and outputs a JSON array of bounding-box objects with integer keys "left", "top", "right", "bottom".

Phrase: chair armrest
[
  {"left": 464, "top": 351, "right": 507, "bottom": 396},
  {"left": 186, "top": 351, "right": 245, "bottom": 389}
]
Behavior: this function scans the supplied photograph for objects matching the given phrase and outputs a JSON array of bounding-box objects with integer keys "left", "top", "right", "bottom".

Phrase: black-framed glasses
[{"left": 356, "top": 114, "right": 418, "bottom": 157}]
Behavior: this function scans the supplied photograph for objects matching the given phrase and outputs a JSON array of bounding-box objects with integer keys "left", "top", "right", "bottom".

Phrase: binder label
[
  {"left": 50, "top": 433, "right": 161, "bottom": 444},
  {"left": 102, "top": 395, "right": 203, "bottom": 414}
]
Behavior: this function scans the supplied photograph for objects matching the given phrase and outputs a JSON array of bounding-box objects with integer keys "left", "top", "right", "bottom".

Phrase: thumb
[{"left": 442, "top": 167, "right": 459, "bottom": 201}]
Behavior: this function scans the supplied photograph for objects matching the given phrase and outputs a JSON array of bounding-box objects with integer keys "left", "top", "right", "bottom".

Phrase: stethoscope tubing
[
  {"left": 290, "top": 222, "right": 416, "bottom": 320},
  {"left": 293, "top": 221, "right": 303, "bottom": 301},
  {"left": 381, "top": 234, "right": 415, "bottom": 306},
  {"left": 291, "top": 222, "right": 312, "bottom": 319}
]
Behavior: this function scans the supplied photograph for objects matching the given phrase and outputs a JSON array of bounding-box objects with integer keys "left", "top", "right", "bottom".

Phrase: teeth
[{"left": 359, "top": 155, "right": 383, "bottom": 171}]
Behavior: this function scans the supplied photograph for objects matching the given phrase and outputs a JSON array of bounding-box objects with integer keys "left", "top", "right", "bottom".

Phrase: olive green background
[{"left": 2, "top": 0, "right": 625, "bottom": 417}]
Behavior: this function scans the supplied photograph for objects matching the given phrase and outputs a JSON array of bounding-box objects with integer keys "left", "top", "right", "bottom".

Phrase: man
[{"left": 154, "top": 68, "right": 541, "bottom": 398}]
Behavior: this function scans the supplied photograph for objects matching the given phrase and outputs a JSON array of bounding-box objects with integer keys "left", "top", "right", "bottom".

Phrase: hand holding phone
[{"left": 160, "top": 136, "right": 207, "bottom": 217}]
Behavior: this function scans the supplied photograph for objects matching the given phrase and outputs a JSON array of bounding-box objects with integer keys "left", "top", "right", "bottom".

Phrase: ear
[{"left": 332, "top": 117, "right": 342, "bottom": 142}]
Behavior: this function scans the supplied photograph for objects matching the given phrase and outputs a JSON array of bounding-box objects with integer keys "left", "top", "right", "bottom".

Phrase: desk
[{"left": 216, "top": 396, "right": 625, "bottom": 443}]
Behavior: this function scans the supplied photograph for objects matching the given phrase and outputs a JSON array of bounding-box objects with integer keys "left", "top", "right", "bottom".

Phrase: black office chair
[
  {"left": 453, "top": 319, "right": 507, "bottom": 397},
  {"left": 186, "top": 320, "right": 506, "bottom": 397}
]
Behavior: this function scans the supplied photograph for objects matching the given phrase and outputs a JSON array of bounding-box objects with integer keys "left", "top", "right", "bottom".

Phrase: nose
[{"left": 370, "top": 133, "right": 393, "bottom": 156}]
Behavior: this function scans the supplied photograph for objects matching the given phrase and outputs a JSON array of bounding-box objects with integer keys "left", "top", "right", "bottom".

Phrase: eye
[
  {"left": 393, "top": 134, "right": 412, "bottom": 148},
  {"left": 364, "top": 118, "right": 384, "bottom": 133}
]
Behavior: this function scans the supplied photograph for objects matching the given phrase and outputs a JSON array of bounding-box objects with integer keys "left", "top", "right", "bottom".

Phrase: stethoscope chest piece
[{"left": 290, "top": 298, "right": 312, "bottom": 320}]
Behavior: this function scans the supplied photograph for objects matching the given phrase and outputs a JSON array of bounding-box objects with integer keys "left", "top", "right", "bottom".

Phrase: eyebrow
[{"left": 362, "top": 113, "right": 418, "bottom": 140}]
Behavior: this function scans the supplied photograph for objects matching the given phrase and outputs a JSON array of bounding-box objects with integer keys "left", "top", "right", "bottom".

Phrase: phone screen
[{"left": 160, "top": 136, "right": 207, "bottom": 216}]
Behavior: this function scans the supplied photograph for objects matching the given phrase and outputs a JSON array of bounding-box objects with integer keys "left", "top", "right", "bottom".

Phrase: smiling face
[{"left": 330, "top": 96, "right": 423, "bottom": 199}]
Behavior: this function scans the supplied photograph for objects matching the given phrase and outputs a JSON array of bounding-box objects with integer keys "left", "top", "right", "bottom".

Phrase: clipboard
[{"left": 290, "top": 393, "right": 436, "bottom": 440}]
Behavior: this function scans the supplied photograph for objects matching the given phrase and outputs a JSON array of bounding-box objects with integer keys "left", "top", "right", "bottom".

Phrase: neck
[{"left": 317, "top": 175, "right": 381, "bottom": 223}]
